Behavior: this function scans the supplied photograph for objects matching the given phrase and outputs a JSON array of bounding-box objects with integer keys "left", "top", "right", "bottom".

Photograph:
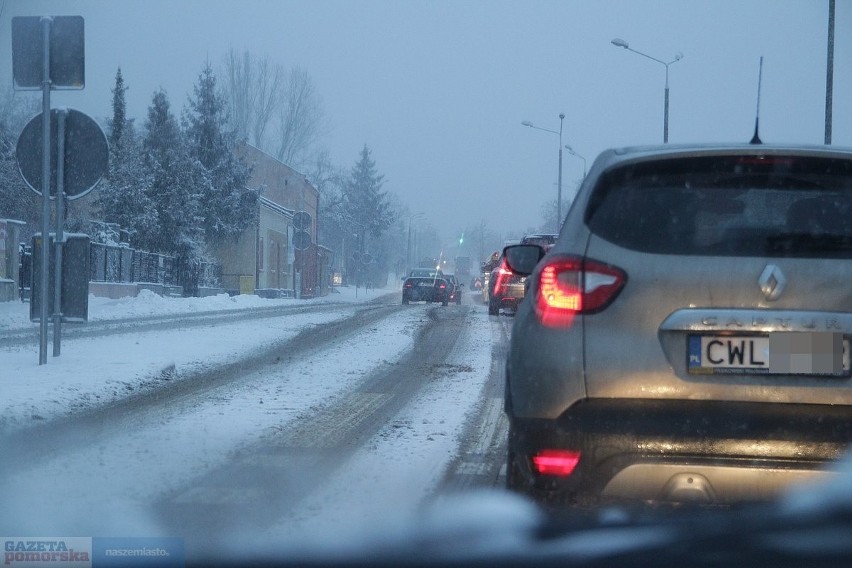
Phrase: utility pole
[{"left": 825, "top": 0, "right": 835, "bottom": 144}]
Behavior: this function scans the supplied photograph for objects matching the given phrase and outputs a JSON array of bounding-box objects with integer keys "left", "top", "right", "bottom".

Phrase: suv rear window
[{"left": 585, "top": 155, "right": 852, "bottom": 257}]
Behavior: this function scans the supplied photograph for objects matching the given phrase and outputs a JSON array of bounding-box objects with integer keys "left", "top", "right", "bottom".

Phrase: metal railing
[
  {"left": 19, "top": 241, "right": 223, "bottom": 299},
  {"left": 88, "top": 243, "right": 218, "bottom": 289}
]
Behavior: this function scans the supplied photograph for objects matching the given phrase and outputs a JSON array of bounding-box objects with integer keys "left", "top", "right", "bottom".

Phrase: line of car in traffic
[
  {"left": 481, "top": 233, "right": 558, "bottom": 316},
  {"left": 401, "top": 268, "right": 463, "bottom": 306}
]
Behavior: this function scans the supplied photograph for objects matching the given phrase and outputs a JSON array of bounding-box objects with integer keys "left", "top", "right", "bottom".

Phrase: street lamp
[
  {"left": 611, "top": 38, "right": 683, "bottom": 143},
  {"left": 406, "top": 212, "right": 424, "bottom": 275},
  {"left": 564, "top": 145, "right": 586, "bottom": 178},
  {"left": 522, "top": 113, "right": 565, "bottom": 233}
]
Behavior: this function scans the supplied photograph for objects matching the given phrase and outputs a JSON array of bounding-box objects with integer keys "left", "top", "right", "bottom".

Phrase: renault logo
[{"left": 758, "top": 265, "right": 786, "bottom": 301}]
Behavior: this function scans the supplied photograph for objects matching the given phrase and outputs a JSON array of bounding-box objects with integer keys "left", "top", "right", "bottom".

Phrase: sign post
[
  {"left": 13, "top": 15, "right": 91, "bottom": 364},
  {"left": 38, "top": 18, "right": 51, "bottom": 365},
  {"left": 292, "top": 211, "right": 312, "bottom": 300}
]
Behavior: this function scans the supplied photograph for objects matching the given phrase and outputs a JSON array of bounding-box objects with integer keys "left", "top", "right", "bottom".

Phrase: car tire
[
  {"left": 488, "top": 298, "right": 498, "bottom": 315},
  {"left": 402, "top": 296, "right": 409, "bottom": 305},
  {"left": 505, "top": 424, "right": 531, "bottom": 494},
  {"left": 505, "top": 446, "right": 523, "bottom": 491},
  {"left": 442, "top": 297, "right": 449, "bottom": 306}
]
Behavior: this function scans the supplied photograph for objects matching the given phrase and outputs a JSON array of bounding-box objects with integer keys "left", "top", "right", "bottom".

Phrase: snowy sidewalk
[{"left": 0, "top": 286, "right": 392, "bottom": 433}]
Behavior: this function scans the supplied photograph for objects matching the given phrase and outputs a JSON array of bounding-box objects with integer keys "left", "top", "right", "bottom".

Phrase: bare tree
[
  {"left": 222, "top": 48, "right": 256, "bottom": 141},
  {"left": 275, "top": 66, "right": 324, "bottom": 167},
  {"left": 221, "top": 51, "right": 323, "bottom": 167},
  {"left": 221, "top": 49, "right": 285, "bottom": 147},
  {"left": 251, "top": 55, "right": 284, "bottom": 148}
]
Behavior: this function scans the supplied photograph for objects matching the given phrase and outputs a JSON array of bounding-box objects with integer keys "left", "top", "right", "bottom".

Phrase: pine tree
[
  {"left": 343, "top": 145, "right": 392, "bottom": 239},
  {"left": 142, "top": 89, "right": 204, "bottom": 259},
  {"left": 107, "top": 68, "right": 128, "bottom": 149},
  {"left": 342, "top": 145, "right": 392, "bottom": 285},
  {"left": 94, "top": 69, "right": 157, "bottom": 245},
  {"left": 184, "top": 62, "right": 257, "bottom": 244},
  {"left": 0, "top": 90, "right": 38, "bottom": 224}
]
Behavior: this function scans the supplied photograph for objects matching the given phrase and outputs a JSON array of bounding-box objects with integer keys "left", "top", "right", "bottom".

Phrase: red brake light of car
[
  {"left": 532, "top": 449, "right": 581, "bottom": 476},
  {"left": 535, "top": 255, "right": 626, "bottom": 328},
  {"left": 493, "top": 260, "right": 514, "bottom": 290}
]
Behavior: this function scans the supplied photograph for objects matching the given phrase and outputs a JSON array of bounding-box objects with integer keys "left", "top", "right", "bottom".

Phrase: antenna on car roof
[{"left": 750, "top": 56, "right": 764, "bottom": 144}]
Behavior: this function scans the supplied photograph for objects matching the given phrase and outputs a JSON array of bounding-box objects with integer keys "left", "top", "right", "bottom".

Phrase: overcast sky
[{"left": 2, "top": 0, "right": 850, "bottom": 248}]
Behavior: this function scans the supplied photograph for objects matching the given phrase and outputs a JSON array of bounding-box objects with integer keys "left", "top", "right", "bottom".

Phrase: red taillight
[
  {"left": 535, "top": 255, "right": 626, "bottom": 328},
  {"left": 493, "top": 260, "right": 514, "bottom": 291},
  {"left": 532, "top": 449, "right": 581, "bottom": 476}
]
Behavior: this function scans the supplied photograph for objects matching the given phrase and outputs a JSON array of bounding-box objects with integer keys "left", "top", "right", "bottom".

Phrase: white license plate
[
  {"left": 688, "top": 333, "right": 850, "bottom": 376},
  {"left": 418, "top": 282, "right": 432, "bottom": 287}
]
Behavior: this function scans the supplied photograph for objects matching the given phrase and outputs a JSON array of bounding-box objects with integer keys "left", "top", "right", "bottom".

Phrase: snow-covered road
[{"left": 0, "top": 286, "right": 507, "bottom": 557}]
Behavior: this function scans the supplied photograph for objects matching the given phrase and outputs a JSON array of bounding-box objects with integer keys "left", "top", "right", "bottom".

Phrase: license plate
[
  {"left": 688, "top": 333, "right": 850, "bottom": 376},
  {"left": 418, "top": 282, "right": 432, "bottom": 287}
]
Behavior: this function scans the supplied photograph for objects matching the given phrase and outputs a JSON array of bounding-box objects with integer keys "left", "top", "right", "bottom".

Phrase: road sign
[
  {"left": 16, "top": 108, "right": 108, "bottom": 200},
  {"left": 12, "top": 16, "right": 85, "bottom": 90},
  {"left": 30, "top": 234, "right": 89, "bottom": 322},
  {"left": 293, "top": 229, "right": 312, "bottom": 251},
  {"left": 293, "top": 211, "right": 312, "bottom": 231}
]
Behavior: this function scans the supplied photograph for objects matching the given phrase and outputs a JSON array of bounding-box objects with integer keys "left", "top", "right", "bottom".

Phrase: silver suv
[{"left": 504, "top": 144, "right": 852, "bottom": 506}]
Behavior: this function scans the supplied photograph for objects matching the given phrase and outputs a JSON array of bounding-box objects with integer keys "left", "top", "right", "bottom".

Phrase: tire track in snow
[{"left": 154, "top": 306, "right": 471, "bottom": 552}]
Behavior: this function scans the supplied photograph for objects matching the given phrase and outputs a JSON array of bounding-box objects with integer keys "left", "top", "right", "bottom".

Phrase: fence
[
  {"left": 89, "top": 243, "right": 181, "bottom": 285},
  {"left": 19, "top": 242, "right": 221, "bottom": 299}
]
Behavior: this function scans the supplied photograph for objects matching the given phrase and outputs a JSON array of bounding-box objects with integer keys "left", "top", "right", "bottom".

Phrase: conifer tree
[
  {"left": 343, "top": 145, "right": 392, "bottom": 240},
  {"left": 184, "top": 63, "right": 257, "bottom": 244},
  {"left": 142, "top": 89, "right": 204, "bottom": 258},
  {"left": 95, "top": 69, "right": 157, "bottom": 245}
]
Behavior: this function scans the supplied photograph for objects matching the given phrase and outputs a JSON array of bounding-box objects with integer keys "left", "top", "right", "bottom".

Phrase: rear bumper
[
  {"left": 492, "top": 284, "right": 524, "bottom": 307},
  {"left": 403, "top": 289, "right": 446, "bottom": 302},
  {"left": 507, "top": 398, "right": 852, "bottom": 505}
]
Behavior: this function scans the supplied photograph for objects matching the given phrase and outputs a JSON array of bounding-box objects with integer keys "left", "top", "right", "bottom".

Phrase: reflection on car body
[{"left": 504, "top": 144, "right": 852, "bottom": 507}]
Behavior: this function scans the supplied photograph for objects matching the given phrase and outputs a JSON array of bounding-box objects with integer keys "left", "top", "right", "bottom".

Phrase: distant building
[{"left": 216, "top": 142, "right": 329, "bottom": 297}]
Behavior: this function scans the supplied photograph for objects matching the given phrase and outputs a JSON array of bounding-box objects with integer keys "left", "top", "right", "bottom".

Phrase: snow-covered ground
[
  {"left": 1, "top": 285, "right": 500, "bottom": 547},
  {"left": 0, "top": 286, "right": 391, "bottom": 432}
]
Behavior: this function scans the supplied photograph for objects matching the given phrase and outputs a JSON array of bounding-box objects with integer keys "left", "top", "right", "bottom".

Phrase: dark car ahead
[
  {"left": 504, "top": 144, "right": 852, "bottom": 507},
  {"left": 444, "top": 273, "right": 463, "bottom": 305},
  {"left": 487, "top": 235, "right": 556, "bottom": 316},
  {"left": 402, "top": 268, "right": 449, "bottom": 306},
  {"left": 487, "top": 252, "right": 525, "bottom": 315}
]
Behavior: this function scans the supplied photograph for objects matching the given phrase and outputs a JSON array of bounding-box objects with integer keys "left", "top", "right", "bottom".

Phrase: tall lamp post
[
  {"left": 522, "top": 113, "right": 565, "bottom": 233},
  {"left": 611, "top": 38, "right": 682, "bottom": 143},
  {"left": 406, "top": 212, "right": 424, "bottom": 275},
  {"left": 564, "top": 145, "right": 586, "bottom": 177}
]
